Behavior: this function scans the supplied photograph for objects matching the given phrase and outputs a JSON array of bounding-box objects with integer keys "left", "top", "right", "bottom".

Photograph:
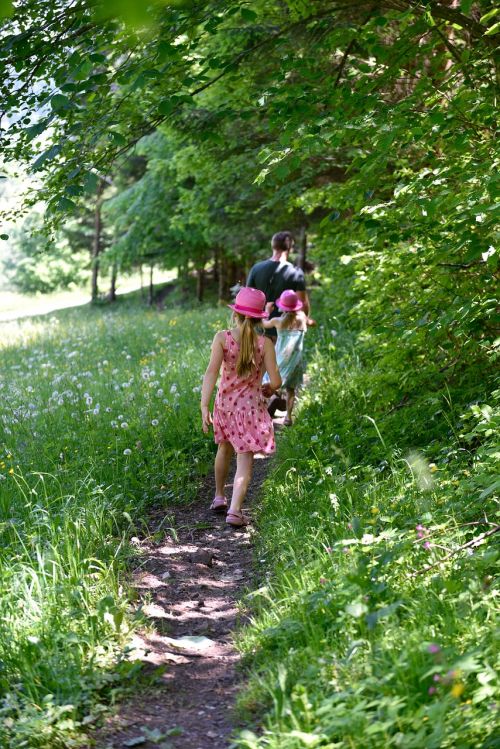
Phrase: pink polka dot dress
[{"left": 213, "top": 330, "right": 275, "bottom": 454}]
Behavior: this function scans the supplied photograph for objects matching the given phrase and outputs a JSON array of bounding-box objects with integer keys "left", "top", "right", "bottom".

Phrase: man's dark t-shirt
[{"left": 247, "top": 259, "right": 306, "bottom": 335}]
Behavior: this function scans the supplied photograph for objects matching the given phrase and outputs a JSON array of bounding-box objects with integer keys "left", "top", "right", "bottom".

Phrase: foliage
[
  {"left": 1, "top": 1, "right": 497, "bottom": 300},
  {"left": 234, "top": 305, "right": 499, "bottom": 749},
  {"left": 4, "top": 211, "right": 88, "bottom": 293},
  {"left": 0, "top": 299, "right": 225, "bottom": 747}
]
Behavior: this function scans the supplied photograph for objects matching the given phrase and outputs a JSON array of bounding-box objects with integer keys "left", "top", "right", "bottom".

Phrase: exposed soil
[{"left": 91, "top": 435, "right": 281, "bottom": 749}]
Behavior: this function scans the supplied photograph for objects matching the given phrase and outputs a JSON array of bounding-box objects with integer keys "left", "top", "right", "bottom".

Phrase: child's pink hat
[
  {"left": 228, "top": 287, "right": 269, "bottom": 318},
  {"left": 276, "top": 289, "right": 303, "bottom": 312}
]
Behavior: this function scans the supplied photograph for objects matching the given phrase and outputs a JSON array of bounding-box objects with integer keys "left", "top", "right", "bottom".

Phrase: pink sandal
[
  {"left": 210, "top": 495, "right": 228, "bottom": 513},
  {"left": 226, "top": 510, "right": 250, "bottom": 528}
]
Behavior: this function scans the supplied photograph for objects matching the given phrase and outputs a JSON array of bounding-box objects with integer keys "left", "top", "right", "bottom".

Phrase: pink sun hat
[
  {"left": 228, "top": 287, "right": 269, "bottom": 318},
  {"left": 276, "top": 289, "right": 303, "bottom": 312}
]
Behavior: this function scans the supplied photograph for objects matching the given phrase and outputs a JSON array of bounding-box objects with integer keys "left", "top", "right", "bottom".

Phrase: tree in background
[
  {"left": 0, "top": 0, "right": 497, "bottom": 342},
  {"left": 4, "top": 210, "right": 88, "bottom": 293}
]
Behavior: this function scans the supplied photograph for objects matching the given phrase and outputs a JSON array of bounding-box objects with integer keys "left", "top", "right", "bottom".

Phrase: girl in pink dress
[{"left": 201, "top": 287, "right": 282, "bottom": 527}]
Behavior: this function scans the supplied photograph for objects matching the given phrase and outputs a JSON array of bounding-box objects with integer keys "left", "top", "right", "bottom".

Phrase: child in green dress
[{"left": 262, "top": 289, "right": 315, "bottom": 425}]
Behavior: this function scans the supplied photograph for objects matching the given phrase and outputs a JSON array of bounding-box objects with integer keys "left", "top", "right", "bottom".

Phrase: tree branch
[{"left": 411, "top": 525, "right": 500, "bottom": 577}]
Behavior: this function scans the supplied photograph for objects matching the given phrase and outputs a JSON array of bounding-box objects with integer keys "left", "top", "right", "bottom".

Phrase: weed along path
[{"left": 93, "top": 453, "right": 273, "bottom": 749}]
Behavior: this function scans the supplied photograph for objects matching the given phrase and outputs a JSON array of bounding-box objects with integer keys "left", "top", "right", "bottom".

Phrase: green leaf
[
  {"left": 241, "top": 8, "right": 258, "bottom": 22},
  {"left": 478, "top": 480, "right": 500, "bottom": 500},
  {"left": 484, "top": 21, "right": 500, "bottom": 36},
  {"left": 56, "top": 197, "right": 77, "bottom": 212},
  {"left": 0, "top": 0, "right": 13, "bottom": 18},
  {"left": 479, "top": 8, "right": 499, "bottom": 25},
  {"left": 83, "top": 172, "right": 99, "bottom": 194},
  {"left": 0, "top": 234, "right": 9, "bottom": 240},
  {"left": 158, "top": 99, "right": 176, "bottom": 116},
  {"left": 108, "top": 131, "right": 127, "bottom": 146},
  {"left": 123, "top": 738, "right": 146, "bottom": 748},
  {"left": 32, "top": 144, "right": 62, "bottom": 171},
  {"left": 51, "top": 94, "right": 72, "bottom": 112},
  {"left": 25, "top": 121, "right": 48, "bottom": 141}
]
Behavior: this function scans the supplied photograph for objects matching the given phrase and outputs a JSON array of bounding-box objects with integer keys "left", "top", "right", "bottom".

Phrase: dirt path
[{"left": 92, "top": 448, "right": 276, "bottom": 749}]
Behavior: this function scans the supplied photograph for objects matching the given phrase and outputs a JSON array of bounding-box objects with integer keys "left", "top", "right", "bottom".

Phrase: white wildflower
[
  {"left": 121, "top": 422, "right": 129, "bottom": 429},
  {"left": 123, "top": 448, "right": 132, "bottom": 456},
  {"left": 329, "top": 493, "right": 339, "bottom": 511},
  {"left": 151, "top": 419, "right": 159, "bottom": 426}
]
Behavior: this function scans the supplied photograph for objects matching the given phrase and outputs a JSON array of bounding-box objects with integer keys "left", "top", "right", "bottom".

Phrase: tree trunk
[
  {"left": 90, "top": 180, "right": 105, "bottom": 303},
  {"left": 148, "top": 264, "right": 154, "bottom": 306},
  {"left": 218, "top": 255, "right": 227, "bottom": 303},
  {"left": 139, "top": 264, "right": 145, "bottom": 300},
  {"left": 213, "top": 247, "right": 220, "bottom": 285},
  {"left": 197, "top": 264, "right": 205, "bottom": 302},
  {"left": 109, "top": 263, "right": 118, "bottom": 302},
  {"left": 297, "top": 225, "right": 307, "bottom": 271}
]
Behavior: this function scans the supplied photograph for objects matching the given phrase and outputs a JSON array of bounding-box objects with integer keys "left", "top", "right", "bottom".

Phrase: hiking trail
[{"left": 93, "top": 443, "right": 277, "bottom": 749}]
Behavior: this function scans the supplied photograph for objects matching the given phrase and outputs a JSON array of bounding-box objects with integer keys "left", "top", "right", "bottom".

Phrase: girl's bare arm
[
  {"left": 200, "top": 332, "right": 224, "bottom": 432},
  {"left": 263, "top": 338, "right": 282, "bottom": 392},
  {"left": 261, "top": 317, "right": 282, "bottom": 330}
]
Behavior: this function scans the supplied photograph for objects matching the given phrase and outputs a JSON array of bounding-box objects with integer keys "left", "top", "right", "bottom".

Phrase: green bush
[{"left": 235, "top": 305, "right": 499, "bottom": 748}]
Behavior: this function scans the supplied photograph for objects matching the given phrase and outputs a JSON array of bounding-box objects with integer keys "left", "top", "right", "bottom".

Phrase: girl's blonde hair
[
  {"left": 234, "top": 313, "right": 260, "bottom": 378},
  {"left": 280, "top": 311, "right": 296, "bottom": 329}
]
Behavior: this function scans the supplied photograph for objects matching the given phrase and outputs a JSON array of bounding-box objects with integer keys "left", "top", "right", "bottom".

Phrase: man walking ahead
[{"left": 247, "top": 231, "right": 310, "bottom": 341}]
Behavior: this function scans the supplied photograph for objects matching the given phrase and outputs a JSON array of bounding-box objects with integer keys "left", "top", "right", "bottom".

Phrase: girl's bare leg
[
  {"left": 228, "top": 451, "right": 254, "bottom": 514},
  {"left": 215, "top": 441, "right": 234, "bottom": 496},
  {"left": 286, "top": 388, "right": 295, "bottom": 423}
]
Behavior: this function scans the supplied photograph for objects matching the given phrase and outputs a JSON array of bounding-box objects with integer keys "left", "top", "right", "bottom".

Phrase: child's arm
[
  {"left": 263, "top": 338, "right": 282, "bottom": 393},
  {"left": 261, "top": 317, "right": 282, "bottom": 330},
  {"left": 200, "top": 332, "right": 224, "bottom": 432},
  {"left": 262, "top": 305, "right": 283, "bottom": 330},
  {"left": 261, "top": 302, "right": 281, "bottom": 330}
]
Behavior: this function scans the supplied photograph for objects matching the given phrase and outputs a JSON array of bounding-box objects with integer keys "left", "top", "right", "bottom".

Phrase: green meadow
[{"left": 0, "top": 301, "right": 224, "bottom": 746}]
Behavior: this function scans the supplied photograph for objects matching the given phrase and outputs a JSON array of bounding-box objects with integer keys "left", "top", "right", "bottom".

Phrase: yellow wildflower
[{"left": 451, "top": 682, "right": 465, "bottom": 698}]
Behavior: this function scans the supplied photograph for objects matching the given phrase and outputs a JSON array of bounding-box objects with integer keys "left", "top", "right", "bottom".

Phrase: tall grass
[
  {"left": 0, "top": 300, "right": 224, "bottom": 747},
  {"left": 235, "top": 325, "right": 499, "bottom": 748}
]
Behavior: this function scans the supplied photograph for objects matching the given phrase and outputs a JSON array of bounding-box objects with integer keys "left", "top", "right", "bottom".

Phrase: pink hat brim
[{"left": 228, "top": 303, "right": 269, "bottom": 319}]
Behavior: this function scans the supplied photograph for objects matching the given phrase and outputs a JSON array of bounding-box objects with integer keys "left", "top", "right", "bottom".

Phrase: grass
[
  {"left": 0, "top": 284, "right": 497, "bottom": 748},
  {"left": 234, "top": 320, "right": 499, "bottom": 748},
  {"left": 0, "top": 294, "right": 226, "bottom": 747}
]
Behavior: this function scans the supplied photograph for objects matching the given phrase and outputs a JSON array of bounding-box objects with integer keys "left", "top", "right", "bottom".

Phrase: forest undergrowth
[{"left": 235, "top": 285, "right": 499, "bottom": 748}]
